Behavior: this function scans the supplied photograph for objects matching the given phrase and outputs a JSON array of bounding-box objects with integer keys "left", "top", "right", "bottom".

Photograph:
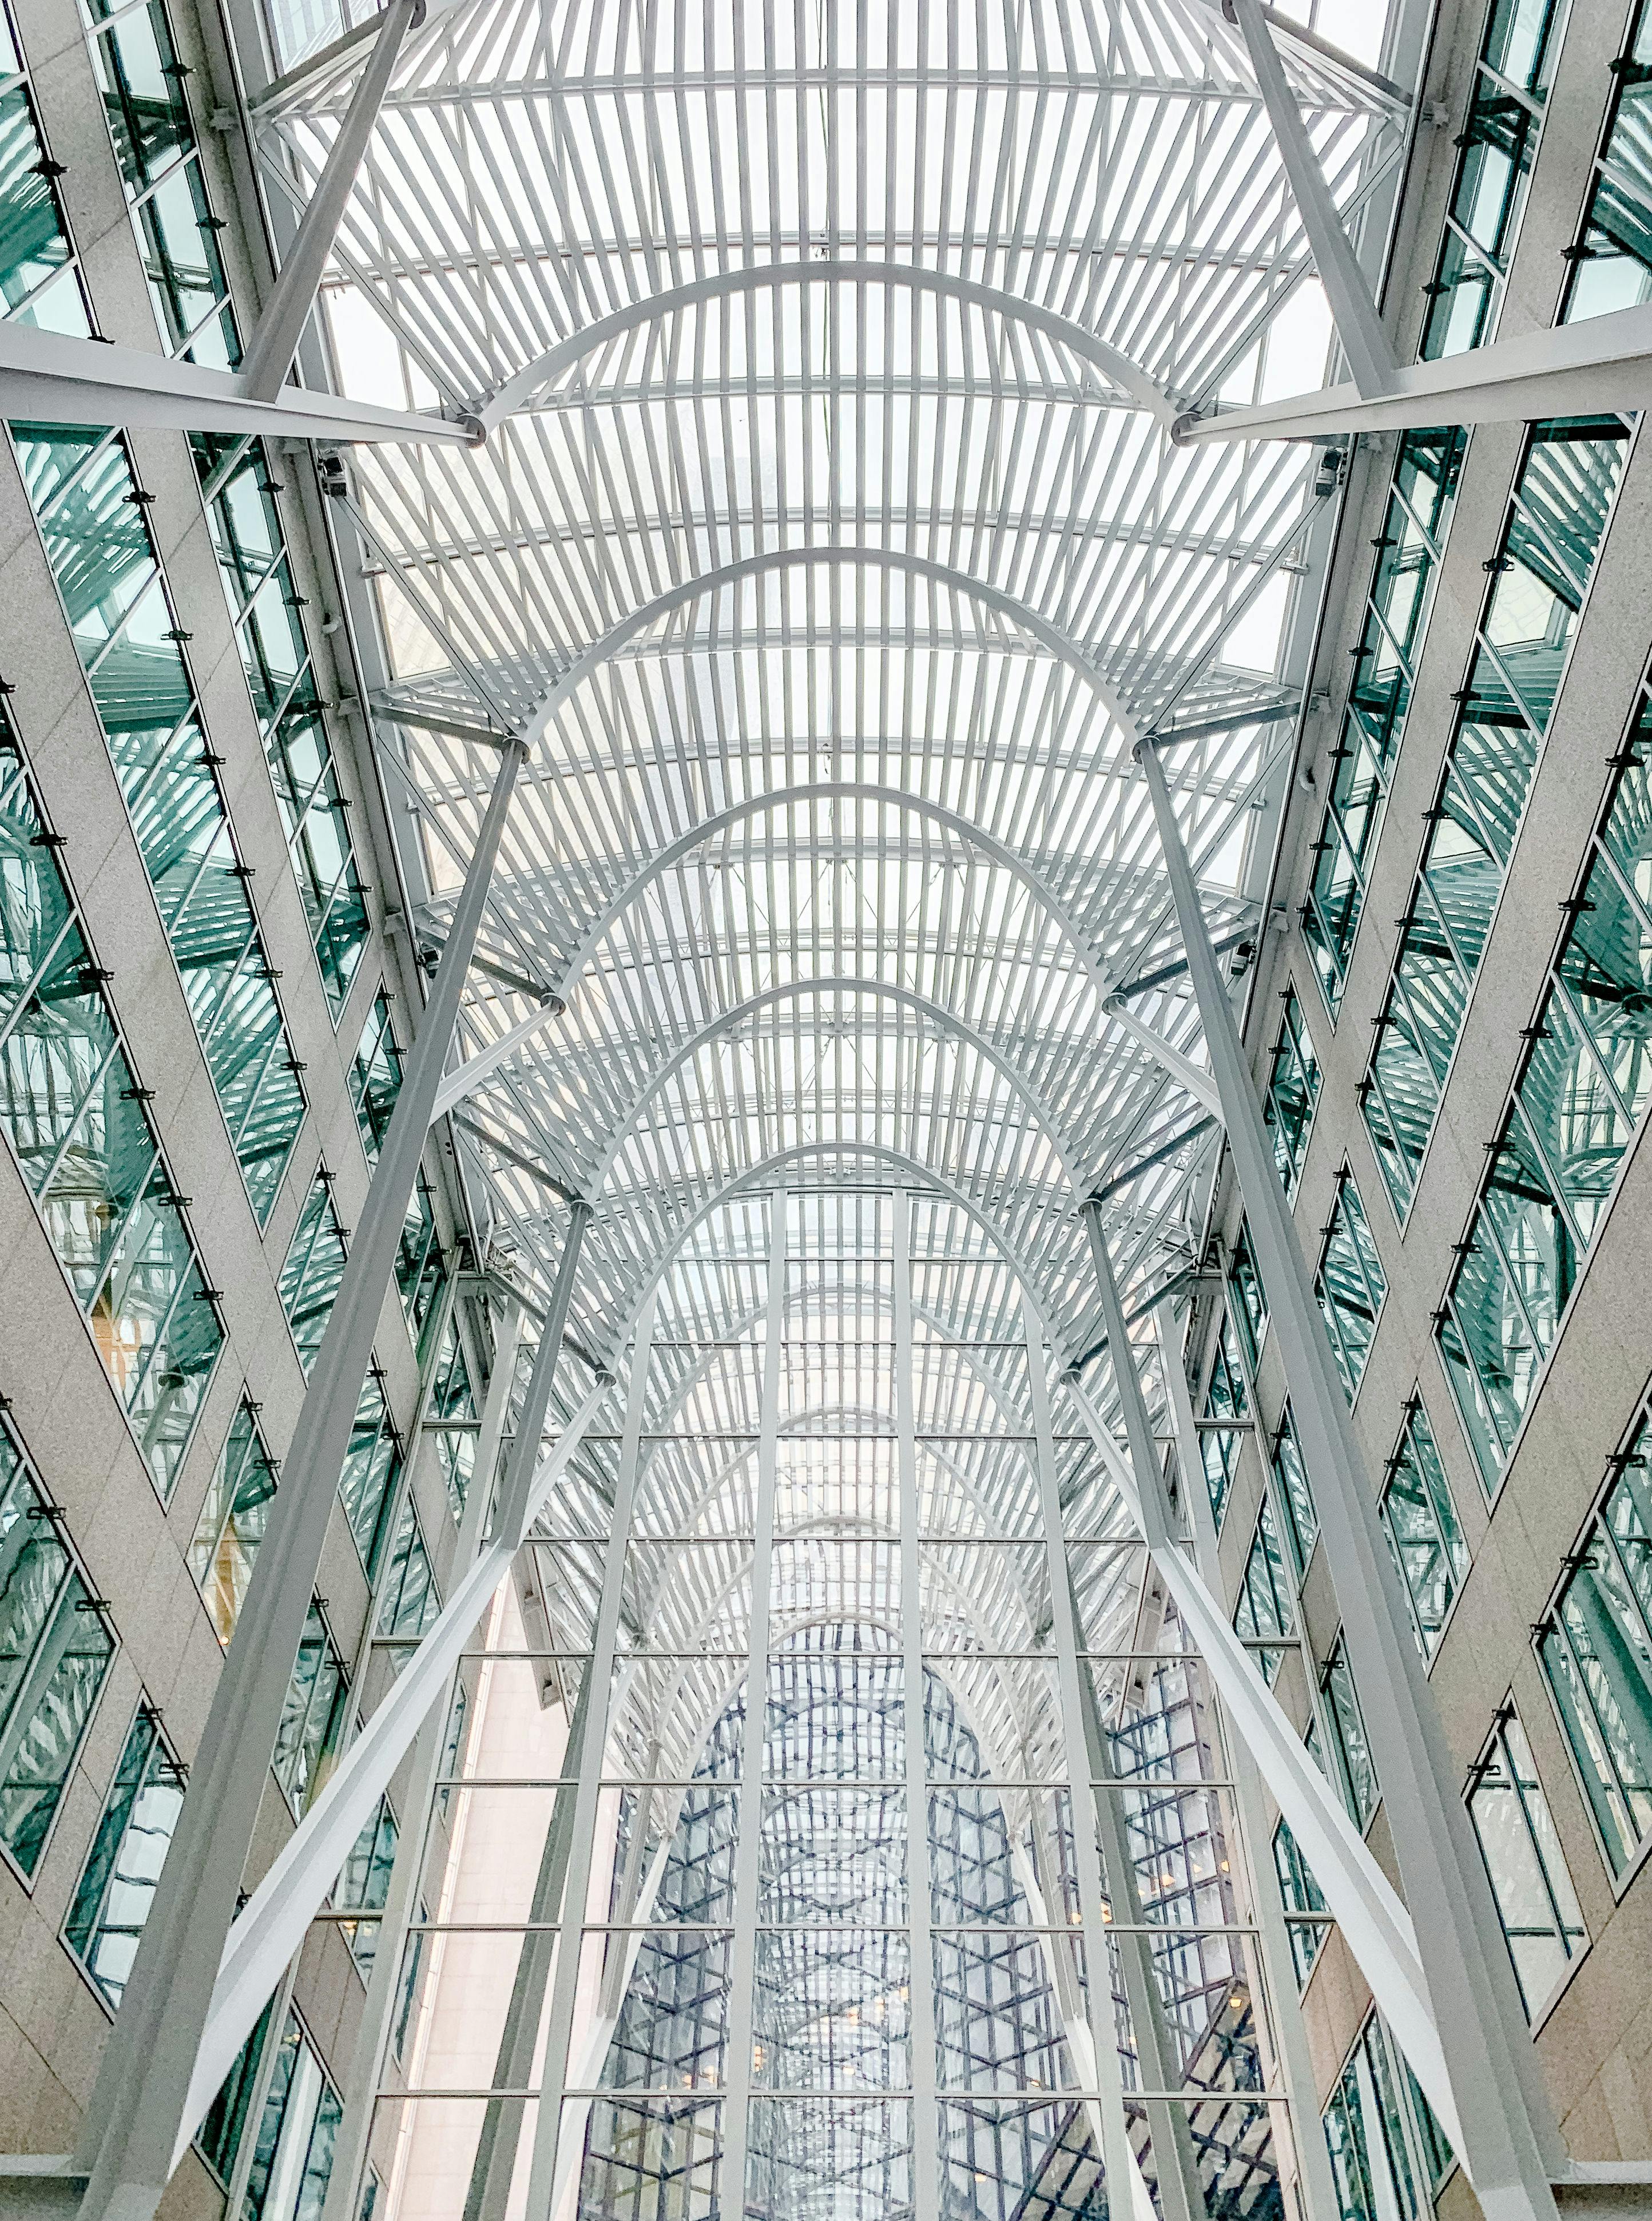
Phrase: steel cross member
[
  {"left": 1023, "top": 1307, "right": 1184, "bottom": 2221},
  {"left": 240, "top": 0, "right": 421, "bottom": 398},
  {"left": 181, "top": 1205, "right": 594, "bottom": 2154},
  {"left": 315, "top": 1294, "right": 525, "bottom": 2221},
  {"left": 1228, "top": 0, "right": 1396, "bottom": 399},
  {"left": 1177, "top": 299, "right": 1652, "bottom": 442},
  {"left": 1155, "top": 1298, "right": 1341, "bottom": 2221},
  {"left": 0, "top": 321, "right": 476, "bottom": 442},
  {"left": 1133, "top": 734, "right": 1564, "bottom": 2218},
  {"left": 75, "top": 738, "right": 526, "bottom": 2221}
]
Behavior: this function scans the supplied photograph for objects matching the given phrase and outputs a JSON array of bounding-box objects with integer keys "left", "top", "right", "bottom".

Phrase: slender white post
[
  {"left": 80, "top": 738, "right": 526, "bottom": 2221},
  {"left": 1023, "top": 1305, "right": 1157, "bottom": 2221},
  {"left": 1135, "top": 735, "right": 1562, "bottom": 2219},
  {"left": 519, "top": 1288, "right": 661, "bottom": 2219},
  {"left": 240, "top": 0, "right": 420, "bottom": 398},
  {"left": 714, "top": 1197, "right": 787, "bottom": 2214},
  {"left": 1229, "top": 0, "right": 1396, "bottom": 399},
  {"left": 1073, "top": 1607, "right": 1208, "bottom": 2221},
  {"left": 892, "top": 1194, "right": 940, "bottom": 2217},
  {"left": 317, "top": 1294, "right": 524, "bottom": 2221},
  {"left": 1157, "top": 1299, "right": 1341, "bottom": 2221}
]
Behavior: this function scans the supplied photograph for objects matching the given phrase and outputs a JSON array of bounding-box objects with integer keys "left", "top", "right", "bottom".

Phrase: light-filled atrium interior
[{"left": 1, "top": 2, "right": 1651, "bottom": 2221}]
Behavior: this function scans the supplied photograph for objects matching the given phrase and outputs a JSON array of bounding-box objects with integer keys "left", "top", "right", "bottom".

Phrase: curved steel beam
[
  {"left": 435, "top": 783, "right": 1218, "bottom": 1123},
  {"left": 586, "top": 977, "right": 1089, "bottom": 1193},
  {"left": 478, "top": 260, "right": 1179, "bottom": 431}
]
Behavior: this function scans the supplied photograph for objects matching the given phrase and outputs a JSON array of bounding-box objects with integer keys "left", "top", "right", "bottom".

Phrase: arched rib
[{"left": 478, "top": 260, "right": 1178, "bottom": 431}]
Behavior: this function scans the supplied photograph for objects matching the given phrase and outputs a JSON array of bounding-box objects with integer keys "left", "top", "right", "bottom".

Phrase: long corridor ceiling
[{"left": 267, "top": 0, "right": 1401, "bottom": 1380}]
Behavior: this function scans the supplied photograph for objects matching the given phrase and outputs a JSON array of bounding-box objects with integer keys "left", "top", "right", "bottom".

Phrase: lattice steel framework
[{"left": 233, "top": 1, "right": 1418, "bottom": 2212}]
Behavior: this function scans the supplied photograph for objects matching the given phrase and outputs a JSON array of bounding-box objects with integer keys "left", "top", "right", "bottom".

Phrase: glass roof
[{"left": 260, "top": 0, "right": 1401, "bottom": 1422}]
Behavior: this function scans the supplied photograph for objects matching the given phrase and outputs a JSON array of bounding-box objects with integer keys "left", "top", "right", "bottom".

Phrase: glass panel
[
  {"left": 339, "top": 1374, "right": 402, "bottom": 1577},
  {"left": 0, "top": 1423, "right": 116, "bottom": 1875},
  {"left": 1314, "top": 1171, "right": 1385, "bottom": 1403},
  {"left": 331, "top": 1794, "right": 398, "bottom": 1977},
  {"left": 1564, "top": 0, "right": 1652, "bottom": 324},
  {"left": 240, "top": 2010, "right": 341, "bottom": 2221},
  {"left": 1379, "top": 1401, "right": 1470, "bottom": 1658},
  {"left": 1273, "top": 1821, "right": 1327, "bottom": 1986},
  {"left": 86, "top": 2, "right": 194, "bottom": 192},
  {"left": 272, "top": 1600, "right": 348, "bottom": 1817},
  {"left": 1364, "top": 421, "right": 1626, "bottom": 1217},
  {"left": 1323, "top": 2012, "right": 1453, "bottom": 2221},
  {"left": 1269, "top": 1403, "right": 1318, "bottom": 1579},
  {"left": 376, "top": 1497, "right": 438, "bottom": 1641},
  {"left": 1539, "top": 1425, "right": 1652, "bottom": 1877},
  {"left": 63, "top": 1702, "right": 184, "bottom": 2007},
  {"left": 280, "top": 1171, "right": 348, "bottom": 1374},
  {"left": 1233, "top": 1496, "right": 1293, "bottom": 1686},
  {"left": 1227, "top": 1219, "right": 1265, "bottom": 1374},
  {"left": 1468, "top": 1709, "right": 1586, "bottom": 2018},
  {"left": 13, "top": 425, "right": 305, "bottom": 1218},
  {"left": 1262, "top": 986, "right": 1321, "bottom": 1197},
  {"left": 1320, "top": 1637, "right": 1379, "bottom": 1832},
  {"left": 349, "top": 988, "right": 402, "bottom": 1161},
  {"left": 190, "top": 1399, "right": 278, "bottom": 1645},
  {"left": 0, "top": 712, "right": 221, "bottom": 1488},
  {"left": 1303, "top": 431, "right": 1466, "bottom": 1012}
]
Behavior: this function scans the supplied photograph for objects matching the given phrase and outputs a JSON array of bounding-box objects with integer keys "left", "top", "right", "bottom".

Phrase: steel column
[
  {"left": 78, "top": 739, "right": 525, "bottom": 2221},
  {"left": 1228, "top": 0, "right": 1396, "bottom": 398},
  {"left": 714, "top": 1199, "right": 787, "bottom": 2215},
  {"left": 240, "top": 0, "right": 419, "bottom": 398},
  {"left": 892, "top": 1193, "right": 941, "bottom": 2219},
  {"left": 1135, "top": 735, "right": 1563, "bottom": 2218},
  {"left": 1023, "top": 1306, "right": 1160, "bottom": 2221},
  {"left": 317, "top": 1293, "right": 525, "bottom": 2221},
  {"left": 462, "top": 1672, "right": 594, "bottom": 2221},
  {"left": 1157, "top": 1299, "right": 1340, "bottom": 2221},
  {"left": 519, "top": 1288, "right": 661, "bottom": 2221}
]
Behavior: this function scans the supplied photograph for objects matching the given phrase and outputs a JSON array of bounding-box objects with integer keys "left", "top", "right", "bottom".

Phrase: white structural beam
[
  {"left": 519, "top": 1291, "right": 660, "bottom": 2221},
  {"left": 0, "top": 322, "right": 475, "bottom": 443},
  {"left": 1176, "top": 299, "right": 1652, "bottom": 443},
  {"left": 892, "top": 1194, "right": 942, "bottom": 2221},
  {"left": 1024, "top": 1306, "right": 1171, "bottom": 2221},
  {"left": 1070, "top": 1236, "right": 1456, "bottom": 2146},
  {"left": 184, "top": 1204, "right": 594, "bottom": 2158},
  {"left": 78, "top": 740, "right": 527, "bottom": 2221},
  {"left": 315, "top": 1293, "right": 525, "bottom": 2221},
  {"left": 710, "top": 1204, "right": 786, "bottom": 2215},
  {"left": 1134, "top": 735, "right": 1563, "bottom": 2218},
  {"left": 1157, "top": 1299, "right": 1341, "bottom": 2221},
  {"left": 174, "top": 1375, "right": 606, "bottom": 2151},
  {"left": 1229, "top": 0, "right": 1396, "bottom": 398},
  {"left": 241, "top": 0, "right": 419, "bottom": 398}
]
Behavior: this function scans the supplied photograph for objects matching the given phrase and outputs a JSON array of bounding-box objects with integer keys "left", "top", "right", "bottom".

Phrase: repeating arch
[
  {"left": 436, "top": 779, "right": 1218, "bottom": 1121},
  {"left": 478, "top": 259, "right": 1181, "bottom": 431}
]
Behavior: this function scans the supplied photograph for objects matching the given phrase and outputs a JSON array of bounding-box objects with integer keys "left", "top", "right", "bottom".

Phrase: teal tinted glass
[
  {"left": 1539, "top": 1426, "right": 1652, "bottom": 1878},
  {"left": 1304, "top": 431, "right": 1465, "bottom": 1013},
  {"left": 0, "top": 1426, "right": 116, "bottom": 1875},
  {"left": 64, "top": 1703, "right": 185, "bottom": 2007},
  {"left": 0, "top": 711, "right": 220, "bottom": 1490},
  {"left": 1364, "top": 422, "right": 1626, "bottom": 1217}
]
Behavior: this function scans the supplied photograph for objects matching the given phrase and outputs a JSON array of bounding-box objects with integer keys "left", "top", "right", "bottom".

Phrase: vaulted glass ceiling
[
  {"left": 264, "top": 0, "right": 1402, "bottom": 1385},
  {"left": 250, "top": 0, "right": 1409, "bottom": 2204}
]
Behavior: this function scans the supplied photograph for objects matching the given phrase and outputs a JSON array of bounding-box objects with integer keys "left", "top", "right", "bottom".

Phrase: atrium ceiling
[{"left": 263, "top": 0, "right": 1401, "bottom": 1393}]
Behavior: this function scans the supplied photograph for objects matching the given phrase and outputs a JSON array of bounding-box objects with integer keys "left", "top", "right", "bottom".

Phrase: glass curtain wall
[
  {"left": 1361, "top": 418, "right": 1629, "bottom": 1220},
  {"left": 362, "top": 1193, "right": 1296, "bottom": 2221}
]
